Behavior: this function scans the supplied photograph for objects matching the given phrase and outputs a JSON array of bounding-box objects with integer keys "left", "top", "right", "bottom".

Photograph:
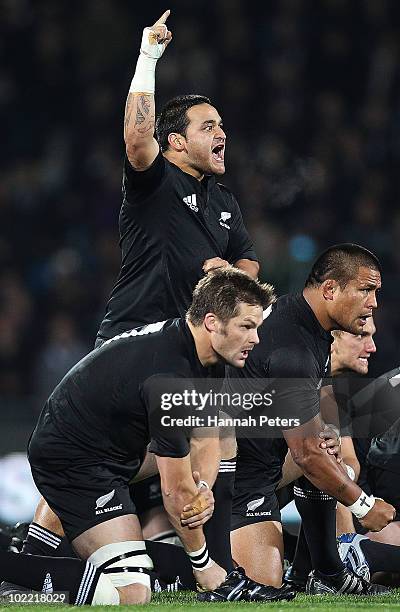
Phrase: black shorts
[
  {"left": 130, "top": 475, "right": 163, "bottom": 516},
  {"left": 29, "top": 427, "right": 143, "bottom": 542},
  {"left": 367, "top": 465, "right": 400, "bottom": 521},
  {"left": 231, "top": 485, "right": 281, "bottom": 530}
]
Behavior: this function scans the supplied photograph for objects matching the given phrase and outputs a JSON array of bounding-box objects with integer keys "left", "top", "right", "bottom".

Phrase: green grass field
[{"left": 2, "top": 591, "right": 400, "bottom": 611}]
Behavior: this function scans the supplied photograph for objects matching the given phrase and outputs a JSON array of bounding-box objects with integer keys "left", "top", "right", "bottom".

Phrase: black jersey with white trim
[
  {"left": 97, "top": 152, "right": 257, "bottom": 341},
  {"left": 225, "top": 294, "right": 333, "bottom": 426},
  {"left": 29, "top": 318, "right": 209, "bottom": 472}
]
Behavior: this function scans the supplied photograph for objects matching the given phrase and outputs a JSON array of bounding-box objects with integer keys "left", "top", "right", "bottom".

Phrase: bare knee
[
  {"left": 118, "top": 583, "right": 151, "bottom": 604},
  {"left": 34, "top": 497, "right": 64, "bottom": 536}
]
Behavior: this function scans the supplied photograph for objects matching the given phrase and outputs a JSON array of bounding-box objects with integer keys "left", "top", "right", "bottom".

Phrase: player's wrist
[
  {"left": 347, "top": 490, "right": 375, "bottom": 519},
  {"left": 129, "top": 53, "right": 157, "bottom": 94}
]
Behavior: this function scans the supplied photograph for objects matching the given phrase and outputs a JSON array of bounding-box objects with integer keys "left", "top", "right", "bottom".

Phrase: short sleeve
[
  {"left": 123, "top": 150, "right": 167, "bottom": 205},
  {"left": 224, "top": 193, "right": 258, "bottom": 264}
]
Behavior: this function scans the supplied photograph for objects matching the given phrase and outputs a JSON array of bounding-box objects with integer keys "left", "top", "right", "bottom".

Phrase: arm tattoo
[
  {"left": 124, "top": 93, "right": 134, "bottom": 133},
  {"left": 125, "top": 93, "right": 155, "bottom": 136},
  {"left": 134, "top": 94, "right": 152, "bottom": 126}
]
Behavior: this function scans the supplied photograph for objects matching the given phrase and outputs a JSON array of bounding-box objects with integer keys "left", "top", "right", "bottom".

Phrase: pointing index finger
[{"left": 153, "top": 9, "right": 170, "bottom": 27}]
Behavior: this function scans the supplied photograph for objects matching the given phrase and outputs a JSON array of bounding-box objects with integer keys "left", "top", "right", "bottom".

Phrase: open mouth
[
  {"left": 358, "top": 357, "right": 368, "bottom": 364},
  {"left": 212, "top": 143, "right": 225, "bottom": 163},
  {"left": 359, "top": 314, "right": 371, "bottom": 325}
]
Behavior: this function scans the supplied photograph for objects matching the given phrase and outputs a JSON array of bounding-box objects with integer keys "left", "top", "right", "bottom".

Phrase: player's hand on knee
[
  {"left": 203, "top": 257, "right": 230, "bottom": 274},
  {"left": 360, "top": 498, "right": 396, "bottom": 532},
  {"left": 180, "top": 489, "right": 215, "bottom": 528},
  {"left": 319, "top": 423, "right": 341, "bottom": 461},
  {"left": 141, "top": 10, "right": 172, "bottom": 59},
  {"left": 194, "top": 561, "right": 227, "bottom": 591}
]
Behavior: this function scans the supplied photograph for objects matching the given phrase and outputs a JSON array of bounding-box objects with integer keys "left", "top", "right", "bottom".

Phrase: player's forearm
[
  {"left": 234, "top": 259, "right": 259, "bottom": 279},
  {"left": 161, "top": 483, "right": 205, "bottom": 551},
  {"left": 124, "top": 93, "right": 156, "bottom": 147},
  {"left": 190, "top": 433, "right": 220, "bottom": 488},
  {"left": 290, "top": 442, "right": 364, "bottom": 505}
]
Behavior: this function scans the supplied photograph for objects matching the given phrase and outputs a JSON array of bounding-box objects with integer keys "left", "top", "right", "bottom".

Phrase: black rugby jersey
[
  {"left": 226, "top": 293, "right": 333, "bottom": 425},
  {"left": 224, "top": 294, "right": 332, "bottom": 488},
  {"left": 28, "top": 318, "right": 209, "bottom": 476},
  {"left": 97, "top": 152, "right": 257, "bottom": 340}
]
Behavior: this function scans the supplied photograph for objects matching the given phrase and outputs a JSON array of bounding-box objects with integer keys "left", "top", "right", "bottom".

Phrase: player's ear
[
  {"left": 204, "top": 313, "right": 218, "bottom": 333},
  {"left": 168, "top": 132, "right": 185, "bottom": 151},
  {"left": 322, "top": 279, "right": 337, "bottom": 301}
]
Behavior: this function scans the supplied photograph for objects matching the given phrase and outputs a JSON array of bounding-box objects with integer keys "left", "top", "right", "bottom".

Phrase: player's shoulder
[{"left": 215, "top": 182, "right": 238, "bottom": 205}]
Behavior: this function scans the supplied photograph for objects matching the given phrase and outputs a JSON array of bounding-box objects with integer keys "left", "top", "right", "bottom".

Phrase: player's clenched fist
[
  {"left": 360, "top": 498, "right": 396, "bottom": 532},
  {"left": 140, "top": 10, "right": 172, "bottom": 60}
]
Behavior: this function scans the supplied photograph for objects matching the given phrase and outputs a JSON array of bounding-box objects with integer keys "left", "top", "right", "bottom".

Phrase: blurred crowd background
[{"left": 2, "top": 0, "right": 400, "bottom": 413}]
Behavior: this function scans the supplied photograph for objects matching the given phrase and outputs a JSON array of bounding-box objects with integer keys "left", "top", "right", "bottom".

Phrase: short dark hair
[
  {"left": 305, "top": 243, "right": 381, "bottom": 289},
  {"left": 187, "top": 268, "right": 275, "bottom": 326},
  {"left": 155, "top": 95, "right": 211, "bottom": 152}
]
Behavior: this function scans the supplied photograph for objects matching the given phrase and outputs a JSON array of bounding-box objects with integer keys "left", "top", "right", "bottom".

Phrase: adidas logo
[
  {"left": 183, "top": 194, "right": 198, "bottom": 212},
  {"left": 42, "top": 573, "right": 53, "bottom": 594}
]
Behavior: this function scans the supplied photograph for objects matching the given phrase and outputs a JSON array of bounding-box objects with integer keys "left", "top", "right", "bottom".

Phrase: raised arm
[{"left": 125, "top": 10, "right": 172, "bottom": 170}]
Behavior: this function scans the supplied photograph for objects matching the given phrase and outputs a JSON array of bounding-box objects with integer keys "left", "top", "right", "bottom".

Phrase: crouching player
[{"left": 0, "top": 269, "right": 273, "bottom": 604}]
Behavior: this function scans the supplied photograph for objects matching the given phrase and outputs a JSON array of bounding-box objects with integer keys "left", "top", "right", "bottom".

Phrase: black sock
[
  {"left": 146, "top": 541, "right": 195, "bottom": 589},
  {"left": 204, "top": 459, "right": 236, "bottom": 573},
  {"left": 291, "top": 525, "right": 312, "bottom": 579},
  {"left": 294, "top": 477, "right": 344, "bottom": 575},
  {"left": 360, "top": 539, "right": 400, "bottom": 573},
  {"left": 0, "top": 550, "right": 99, "bottom": 604},
  {"left": 21, "top": 523, "right": 76, "bottom": 559},
  {"left": 21, "top": 523, "right": 62, "bottom": 556}
]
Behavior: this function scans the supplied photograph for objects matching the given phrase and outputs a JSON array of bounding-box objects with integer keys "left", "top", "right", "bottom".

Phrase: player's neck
[
  {"left": 330, "top": 353, "right": 341, "bottom": 376},
  {"left": 163, "top": 151, "right": 204, "bottom": 181},
  {"left": 187, "top": 321, "right": 218, "bottom": 367},
  {"left": 302, "top": 287, "right": 335, "bottom": 331}
]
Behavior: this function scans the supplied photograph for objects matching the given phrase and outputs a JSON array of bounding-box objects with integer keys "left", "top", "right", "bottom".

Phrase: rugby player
[
  {"left": 0, "top": 270, "right": 273, "bottom": 604},
  {"left": 217, "top": 244, "right": 395, "bottom": 599},
  {"left": 328, "top": 320, "right": 400, "bottom": 584}
]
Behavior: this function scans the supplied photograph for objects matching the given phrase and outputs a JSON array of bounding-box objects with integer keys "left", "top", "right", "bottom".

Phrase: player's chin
[
  {"left": 210, "top": 159, "right": 225, "bottom": 175},
  {"left": 231, "top": 354, "right": 248, "bottom": 368},
  {"left": 355, "top": 358, "right": 369, "bottom": 374}
]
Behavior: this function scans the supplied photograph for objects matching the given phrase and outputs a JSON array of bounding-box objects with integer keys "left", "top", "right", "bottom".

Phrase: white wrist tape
[
  {"left": 345, "top": 464, "right": 356, "bottom": 481},
  {"left": 129, "top": 26, "right": 167, "bottom": 94},
  {"left": 129, "top": 54, "right": 157, "bottom": 94},
  {"left": 347, "top": 491, "right": 375, "bottom": 519},
  {"left": 188, "top": 543, "right": 213, "bottom": 571}
]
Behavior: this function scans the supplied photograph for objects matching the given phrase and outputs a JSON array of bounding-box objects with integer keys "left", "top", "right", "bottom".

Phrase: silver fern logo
[
  {"left": 95, "top": 490, "right": 115, "bottom": 509},
  {"left": 247, "top": 497, "right": 265, "bottom": 512}
]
